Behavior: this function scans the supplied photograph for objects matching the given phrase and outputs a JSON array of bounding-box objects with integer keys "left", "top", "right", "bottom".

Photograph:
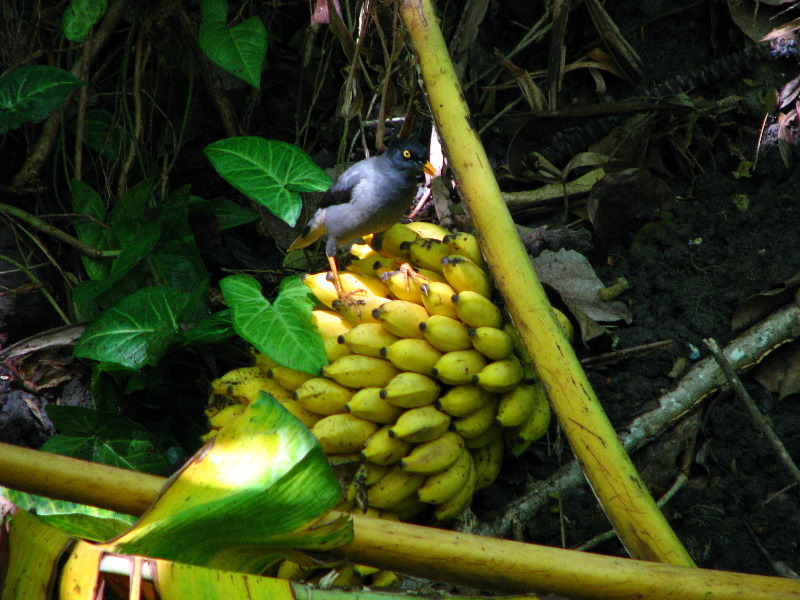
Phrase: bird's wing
[{"left": 316, "top": 158, "right": 377, "bottom": 208}]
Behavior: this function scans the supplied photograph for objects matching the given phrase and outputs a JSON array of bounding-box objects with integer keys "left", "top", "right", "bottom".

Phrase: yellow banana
[
  {"left": 553, "top": 307, "right": 576, "bottom": 343},
  {"left": 389, "top": 405, "right": 451, "bottom": 443},
  {"left": 407, "top": 238, "right": 450, "bottom": 273},
  {"left": 380, "top": 371, "right": 441, "bottom": 408},
  {"left": 292, "top": 377, "right": 353, "bottom": 415},
  {"left": 432, "top": 349, "right": 487, "bottom": 385},
  {"left": 436, "top": 383, "right": 492, "bottom": 417},
  {"left": 355, "top": 461, "right": 389, "bottom": 487},
  {"left": 463, "top": 423, "right": 503, "bottom": 449},
  {"left": 417, "top": 268, "right": 446, "bottom": 284},
  {"left": 406, "top": 220, "right": 450, "bottom": 240},
  {"left": 469, "top": 326, "right": 514, "bottom": 361},
  {"left": 276, "top": 560, "right": 315, "bottom": 581},
  {"left": 416, "top": 449, "right": 472, "bottom": 504},
  {"left": 400, "top": 431, "right": 466, "bottom": 474},
  {"left": 452, "top": 397, "right": 499, "bottom": 439},
  {"left": 360, "top": 425, "right": 412, "bottom": 465},
  {"left": 496, "top": 381, "right": 542, "bottom": 427},
  {"left": 346, "top": 255, "right": 400, "bottom": 278},
  {"left": 208, "top": 403, "right": 247, "bottom": 429},
  {"left": 420, "top": 280, "right": 459, "bottom": 319},
  {"left": 368, "top": 570, "right": 402, "bottom": 588},
  {"left": 251, "top": 351, "right": 278, "bottom": 372},
  {"left": 348, "top": 242, "right": 377, "bottom": 260},
  {"left": 505, "top": 384, "right": 551, "bottom": 457},
  {"left": 473, "top": 355, "right": 524, "bottom": 393},
  {"left": 372, "top": 300, "right": 429, "bottom": 339},
  {"left": 333, "top": 294, "right": 389, "bottom": 325},
  {"left": 380, "top": 338, "right": 442, "bottom": 374},
  {"left": 301, "top": 271, "right": 341, "bottom": 308},
  {"left": 472, "top": 428, "right": 504, "bottom": 491},
  {"left": 452, "top": 291, "right": 503, "bottom": 329},
  {"left": 338, "top": 322, "right": 400, "bottom": 358},
  {"left": 419, "top": 314, "right": 472, "bottom": 352},
  {"left": 384, "top": 494, "right": 427, "bottom": 520},
  {"left": 442, "top": 231, "right": 488, "bottom": 271},
  {"left": 380, "top": 269, "right": 425, "bottom": 304},
  {"left": 433, "top": 453, "right": 477, "bottom": 522},
  {"left": 345, "top": 387, "right": 403, "bottom": 423},
  {"left": 312, "top": 413, "right": 379, "bottom": 454},
  {"left": 275, "top": 397, "right": 323, "bottom": 428},
  {"left": 372, "top": 223, "right": 419, "bottom": 258},
  {"left": 310, "top": 310, "right": 352, "bottom": 362},
  {"left": 441, "top": 255, "right": 492, "bottom": 298},
  {"left": 322, "top": 354, "right": 399, "bottom": 388},
  {"left": 267, "top": 365, "right": 314, "bottom": 391},
  {"left": 338, "top": 271, "right": 391, "bottom": 298},
  {"left": 366, "top": 464, "right": 426, "bottom": 509},
  {"left": 212, "top": 367, "right": 293, "bottom": 404}
]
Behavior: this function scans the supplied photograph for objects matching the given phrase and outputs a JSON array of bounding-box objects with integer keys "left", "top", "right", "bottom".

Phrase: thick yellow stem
[{"left": 397, "top": 0, "right": 694, "bottom": 566}]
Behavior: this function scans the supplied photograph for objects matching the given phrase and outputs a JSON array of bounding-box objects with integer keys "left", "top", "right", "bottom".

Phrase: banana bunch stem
[
  {"left": 396, "top": 0, "right": 694, "bottom": 567},
  {"left": 2, "top": 443, "right": 799, "bottom": 599}
]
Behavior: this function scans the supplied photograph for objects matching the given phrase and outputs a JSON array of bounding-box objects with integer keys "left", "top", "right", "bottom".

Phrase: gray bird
[{"left": 289, "top": 139, "right": 434, "bottom": 299}]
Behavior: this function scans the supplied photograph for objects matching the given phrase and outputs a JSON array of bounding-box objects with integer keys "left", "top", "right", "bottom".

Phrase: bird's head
[{"left": 385, "top": 139, "right": 436, "bottom": 176}]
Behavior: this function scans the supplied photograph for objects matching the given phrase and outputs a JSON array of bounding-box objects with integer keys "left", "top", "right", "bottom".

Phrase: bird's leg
[
  {"left": 328, "top": 255, "right": 366, "bottom": 312},
  {"left": 399, "top": 262, "right": 431, "bottom": 294}
]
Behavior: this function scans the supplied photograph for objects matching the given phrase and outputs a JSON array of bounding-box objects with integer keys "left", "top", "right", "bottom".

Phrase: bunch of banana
[{"left": 207, "top": 223, "right": 571, "bottom": 534}]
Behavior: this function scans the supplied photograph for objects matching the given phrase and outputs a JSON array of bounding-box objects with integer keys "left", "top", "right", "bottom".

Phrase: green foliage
[
  {"left": 204, "top": 137, "right": 331, "bottom": 227},
  {"left": 220, "top": 274, "right": 327, "bottom": 374},
  {"left": 198, "top": 0, "right": 268, "bottom": 89},
  {"left": 62, "top": 0, "right": 107, "bottom": 42},
  {"left": 0, "top": 65, "right": 85, "bottom": 133}
]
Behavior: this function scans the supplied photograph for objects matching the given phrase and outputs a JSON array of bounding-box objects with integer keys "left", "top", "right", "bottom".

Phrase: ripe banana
[
  {"left": 419, "top": 314, "right": 472, "bottom": 352},
  {"left": 432, "top": 349, "right": 487, "bottom": 385},
  {"left": 345, "top": 387, "right": 403, "bottom": 424},
  {"left": 380, "top": 338, "right": 442, "bottom": 374},
  {"left": 366, "top": 465, "right": 426, "bottom": 509},
  {"left": 417, "top": 268, "right": 446, "bottom": 284},
  {"left": 311, "top": 413, "right": 379, "bottom": 454},
  {"left": 380, "top": 269, "right": 425, "bottom": 304},
  {"left": 372, "top": 300, "right": 429, "bottom": 339},
  {"left": 267, "top": 365, "right": 314, "bottom": 391},
  {"left": 406, "top": 221, "right": 450, "bottom": 240},
  {"left": 436, "top": 383, "right": 492, "bottom": 417},
  {"left": 505, "top": 384, "right": 551, "bottom": 457},
  {"left": 301, "top": 271, "right": 339, "bottom": 308},
  {"left": 452, "top": 397, "right": 499, "bottom": 439},
  {"left": 553, "top": 307, "right": 576, "bottom": 343},
  {"left": 207, "top": 403, "right": 247, "bottom": 429},
  {"left": 276, "top": 397, "right": 324, "bottom": 428},
  {"left": 473, "top": 355, "right": 524, "bottom": 393},
  {"left": 442, "top": 231, "right": 488, "bottom": 271},
  {"left": 452, "top": 291, "right": 503, "bottom": 329},
  {"left": 383, "top": 493, "right": 427, "bottom": 520},
  {"left": 310, "top": 310, "right": 352, "bottom": 362},
  {"left": 416, "top": 449, "right": 473, "bottom": 504},
  {"left": 322, "top": 354, "right": 399, "bottom": 388},
  {"left": 389, "top": 405, "right": 451, "bottom": 443},
  {"left": 463, "top": 423, "right": 503, "bottom": 449},
  {"left": 338, "top": 323, "right": 399, "bottom": 358},
  {"left": 420, "top": 281, "right": 459, "bottom": 319},
  {"left": 400, "top": 431, "right": 466, "bottom": 474},
  {"left": 251, "top": 351, "right": 278, "bottom": 371},
  {"left": 371, "top": 223, "right": 418, "bottom": 258},
  {"left": 332, "top": 294, "right": 389, "bottom": 325},
  {"left": 348, "top": 242, "right": 377, "bottom": 261},
  {"left": 407, "top": 238, "right": 450, "bottom": 273},
  {"left": 368, "top": 570, "right": 402, "bottom": 588},
  {"left": 380, "top": 372, "right": 441, "bottom": 408},
  {"left": 469, "top": 326, "right": 514, "bottom": 361},
  {"left": 441, "top": 255, "right": 492, "bottom": 299},
  {"left": 496, "top": 381, "right": 542, "bottom": 427},
  {"left": 354, "top": 461, "right": 389, "bottom": 487},
  {"left": 348, "top": 256, "right": 400, "bottom": 280},
  {"left": 292, "top": 377, "right": 353, "bottom": 415},
  {"left": 338, "top": 271, "right": 391, "bottom": 298},
  {"left": 433, "top": 453, "right": 477, "bottom": 522},
  {"left": 212, "top": 367, "right": 293, "bottom": 404},
  {"left": 471, "top": 428, "right": 504, "bottom": 491},
  {"left": 360, "top": 425, "right": 412, "bottom": 465}
]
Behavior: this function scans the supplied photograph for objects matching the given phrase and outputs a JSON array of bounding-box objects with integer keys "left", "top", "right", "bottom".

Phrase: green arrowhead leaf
[
  {"left": 204, "top": 137, "right": 331, "bottom": 227},
  {"left": 220, "top": 274, "right": 326, "bottom": 374},
  {"left": 62, "top": 0, "right": 107, "bottom": 42},
  {"left": 0, "top": 65, "right": 85, "bottom": 133}
]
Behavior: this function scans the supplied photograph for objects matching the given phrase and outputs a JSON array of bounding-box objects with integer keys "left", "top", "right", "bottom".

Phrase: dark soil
[{"left": 3, "top": 0, "right": 800, "bottom": 587}]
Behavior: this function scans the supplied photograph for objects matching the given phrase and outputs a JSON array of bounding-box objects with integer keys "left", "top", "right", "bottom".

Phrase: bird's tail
[{"left": 288, "top": 209, "right": 327, "bottom": 251}]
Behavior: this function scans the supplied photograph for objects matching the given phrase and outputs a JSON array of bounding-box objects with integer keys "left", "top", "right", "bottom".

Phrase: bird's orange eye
[{"left": 402, "top": 149, "right": 411, "bottom": 158}]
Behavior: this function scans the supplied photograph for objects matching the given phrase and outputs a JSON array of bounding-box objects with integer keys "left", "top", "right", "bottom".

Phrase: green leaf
[
  {"left": 204, "top": 137, "right": 331, "bottom": 227},
  {"left": 191, "top": 196, "right": 260, "bottom": 230},
  {"left": 70, "top": 179, "right": 117, "bottom": 280},
  {"left": 81, "top": 108, "right": 129, "bottom": 160},
  {"left": 198, "top": 0, "right": 267, "bottom": 89},
  {"left": 109, "top": 219, "right": 162, "bottom": 279},
  {"left": 73, "top": 286, "right": 188, "bottom": 369},
  {"left": 108, "top": 394, "right": 351, "bottom": 573},
  {"left": 108, "top": 177, "right": 156, "bottom": 226},
  {"left": 62, "top": 0, "right": 107, "bottom": 42},
  {"left": 0, "top": 65, "right": 85, "bottom": 133},
  {"left": 42, "top": 405, "right": 170, "bottom": 474},
  {"left": 220, "top": 274, "right": 326, "bottom": 374},
  {"left": 181, "top": 309, "right": 234, "bottom": 346}
]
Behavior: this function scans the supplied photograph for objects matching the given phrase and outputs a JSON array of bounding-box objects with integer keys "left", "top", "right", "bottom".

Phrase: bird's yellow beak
[{"left": 422, "top": 161, "right": 436, "bottom": 176}]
